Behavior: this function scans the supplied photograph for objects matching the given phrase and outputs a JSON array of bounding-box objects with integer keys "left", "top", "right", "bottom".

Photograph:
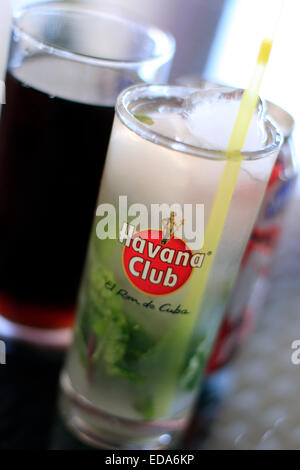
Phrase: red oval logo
[{"left": 123, "top": 229, "right": 193, "bottom": 295}]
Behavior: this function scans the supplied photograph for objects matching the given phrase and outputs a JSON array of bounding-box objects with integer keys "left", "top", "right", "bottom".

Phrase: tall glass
[
  {"left": 0, "top": 2, "right": 175, "bottom": 344},
  {"left": 60, "top": 84, "right": 282, "bottom": 449}
]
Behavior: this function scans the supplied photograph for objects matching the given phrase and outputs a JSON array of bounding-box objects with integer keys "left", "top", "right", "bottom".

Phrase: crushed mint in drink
[{"left": 76, "top": 262, "right": 154, "bottom": 384}]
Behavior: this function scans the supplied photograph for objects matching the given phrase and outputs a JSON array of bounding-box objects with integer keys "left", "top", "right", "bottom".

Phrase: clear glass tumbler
[
  {"left": 0, "top": 2, "right": 175, "bottom": 346},
  {"left": 60, "top": 84, "right": 282, "bottom": 449}
]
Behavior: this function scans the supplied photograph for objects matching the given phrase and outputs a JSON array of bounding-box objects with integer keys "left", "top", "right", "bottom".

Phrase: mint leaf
[
  {"left": 134, "top": 113, "right": 154, "bottom": 125},
  {"left": 125, "top": 323, "right": 154, "bottom": 362},
  {"left": 134, "top": 396, "right": 155, "bottom": 421}
]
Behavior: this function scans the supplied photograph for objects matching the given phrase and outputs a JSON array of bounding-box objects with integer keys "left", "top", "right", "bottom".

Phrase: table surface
[
  {"left": 0, "top": 192, "right": 299, "bottom": 450},
  {"left": 202, "top": 191, "right": 300, "bottom": 450}
]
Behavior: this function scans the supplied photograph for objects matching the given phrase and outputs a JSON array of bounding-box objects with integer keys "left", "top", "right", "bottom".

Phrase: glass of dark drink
[{"left": 0, "top": 1, "right": 175, "bottom": 346}]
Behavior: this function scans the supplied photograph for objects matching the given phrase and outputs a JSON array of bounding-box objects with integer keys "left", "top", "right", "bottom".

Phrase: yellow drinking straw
[
  {"left": 185, "top": 37, "right": 274, "bottom": 316},
  {"left": 185, "top": 0, "right": 285, "bottom": 322},
  {"left": 152, "top": 38, "right": 277, "bottom": 418},
  {"left": 184, "top": 0, "right": 285, "bottom": 319},
  {"left": 196, "top": 0, "right": 285, "bottom": 291},
  {"left": 151, "top": 7, "right": 284, "bottom": 417}
]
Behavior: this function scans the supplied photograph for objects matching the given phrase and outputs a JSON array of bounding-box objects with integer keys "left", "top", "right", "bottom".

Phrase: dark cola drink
[
  {"left": 0, "top": 69, "right": 115, "bottom": 329},
  {"left": 0, "top": 2, "right": 174, "bottom": 336}
]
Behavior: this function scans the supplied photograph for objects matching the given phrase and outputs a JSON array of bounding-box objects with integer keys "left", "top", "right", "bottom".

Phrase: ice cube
[{"left": 183, "top": 87, "right": 267, "bottom": 152}]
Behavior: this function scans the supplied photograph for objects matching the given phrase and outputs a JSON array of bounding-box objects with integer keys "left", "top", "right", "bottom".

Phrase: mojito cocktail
[{"left": 60, "top": 85, "right": 282, "bottom": 449}]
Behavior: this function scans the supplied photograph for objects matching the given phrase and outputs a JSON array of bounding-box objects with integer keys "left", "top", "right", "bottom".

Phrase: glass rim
[
  {"left": 12, "top": 1, "right": 176, "bottom": 69},
  {"left": 116, "top": 84, "right": 283, "bottom": 161}
]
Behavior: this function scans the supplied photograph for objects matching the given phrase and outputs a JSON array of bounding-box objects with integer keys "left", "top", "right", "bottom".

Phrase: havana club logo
[{"left": 120, "top": 212, "right": 205, "bottom": 295}]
